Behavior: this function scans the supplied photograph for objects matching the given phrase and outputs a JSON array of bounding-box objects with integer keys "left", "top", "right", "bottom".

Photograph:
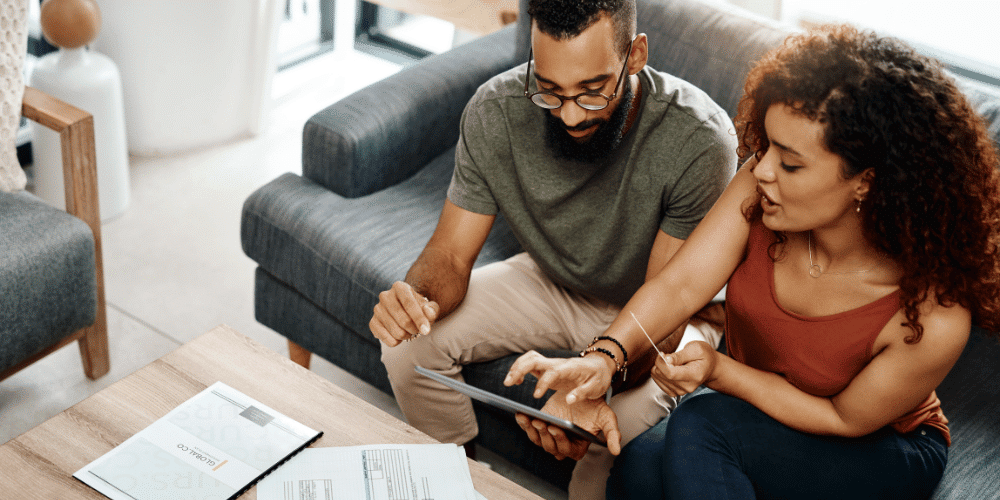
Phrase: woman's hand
[
  {"left": 505, "top": 350, "right": 614, "bottom": 405},
  {"left": 651, "top": 340, "right": 718, "bottom": 397}
]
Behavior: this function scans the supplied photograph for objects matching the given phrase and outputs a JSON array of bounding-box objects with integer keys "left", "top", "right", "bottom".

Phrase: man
[{"left": 369, "top": 0, "right": 736, "bottom": 497}]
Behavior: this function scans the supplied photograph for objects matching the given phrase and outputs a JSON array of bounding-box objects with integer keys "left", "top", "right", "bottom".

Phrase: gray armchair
[
  {"left": 243, "top": 0, "right": 1000, "bottom": 493},
  {"left": 1, "top": 87, "right": 109, "bottom": 382}
]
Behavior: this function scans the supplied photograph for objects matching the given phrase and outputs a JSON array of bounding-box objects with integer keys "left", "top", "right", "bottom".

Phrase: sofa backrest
[
  {"left": 515, "top": 0, "right": 791, "bottom": 116},
  {"left": 954, "top": 77, "right": 1000, "bottom": 151},
  {"left": 636, "top": 0, "right": 1000, "bottom": 152},
  {"left": 517, "top": 0, "right": 1000, "bottom": 150},
  {"left": 935, "top": 326, "right": 1000, "bottom": 499},
  {"left": 637, "top": 0, "right": 790, "bottom": 116}
]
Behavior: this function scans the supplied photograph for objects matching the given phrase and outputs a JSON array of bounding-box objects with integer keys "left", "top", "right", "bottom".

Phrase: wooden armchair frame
[{"left": 0, "top": 87, "right": 109, "bottom": 381}]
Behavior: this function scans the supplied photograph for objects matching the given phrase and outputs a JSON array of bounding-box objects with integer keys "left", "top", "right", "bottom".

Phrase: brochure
[{"left": 74, "top": 381, "right": 322, "bottom": 500}]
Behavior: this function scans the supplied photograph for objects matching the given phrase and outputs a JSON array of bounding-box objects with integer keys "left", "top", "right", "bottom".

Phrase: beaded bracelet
[{"left": 595, "top": 335, "right": 629, "bottom": 368}]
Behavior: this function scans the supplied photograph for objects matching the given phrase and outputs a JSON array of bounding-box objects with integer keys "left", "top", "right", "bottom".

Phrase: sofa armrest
[{"left": 303, "top": 25, "right": 520, "bottom": 198}]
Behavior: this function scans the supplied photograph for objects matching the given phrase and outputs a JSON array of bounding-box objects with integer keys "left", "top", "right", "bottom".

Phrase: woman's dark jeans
[{"left": 607, "top": 390, "right": 947, "bottom": 500}]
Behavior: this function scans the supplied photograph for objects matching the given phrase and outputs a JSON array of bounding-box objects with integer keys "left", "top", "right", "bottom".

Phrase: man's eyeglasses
[{"left": 523, "top": 39, "right": 634, "bottom": 111}]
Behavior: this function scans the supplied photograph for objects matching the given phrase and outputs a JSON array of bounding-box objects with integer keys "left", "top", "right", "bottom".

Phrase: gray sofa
[{"left": 241, "top": 0, "right": 1000, "bottom": 494}]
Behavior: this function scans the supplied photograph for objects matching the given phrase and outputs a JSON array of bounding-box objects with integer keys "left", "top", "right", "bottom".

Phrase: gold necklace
[{"left": 807, "top": 231, "right": 882, "bottom": 278}]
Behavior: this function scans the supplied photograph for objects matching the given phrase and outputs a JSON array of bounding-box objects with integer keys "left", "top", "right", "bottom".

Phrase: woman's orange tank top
[{"left": 725, "top": 222, "right": 950, "bottom": 444}]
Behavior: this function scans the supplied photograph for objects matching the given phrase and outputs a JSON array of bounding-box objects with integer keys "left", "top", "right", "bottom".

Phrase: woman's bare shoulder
[{"left": 877, "top": 296, "right": 970, "bottom": 365}]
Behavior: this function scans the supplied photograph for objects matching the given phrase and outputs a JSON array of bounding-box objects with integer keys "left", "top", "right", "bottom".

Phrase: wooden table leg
[{"left": 288, "top": 340, "right": 312, "bottom": 369}]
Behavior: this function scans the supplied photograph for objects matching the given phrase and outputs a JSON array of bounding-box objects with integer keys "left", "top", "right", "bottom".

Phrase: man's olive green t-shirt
[{"left": 448, "top": 64, "right": 738, "bottom": 306}]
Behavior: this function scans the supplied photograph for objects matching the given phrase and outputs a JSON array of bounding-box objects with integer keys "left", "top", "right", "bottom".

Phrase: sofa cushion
[
  {"left": 254, "top": 266, "right": 396, "bottom": 393},
  {"left": 952, "top": 77, "right": 1000, "bottom": 150},
  {"left": 514, "top": 0, "right": 530, "bottom": 61},
  {"left": 638, "top": 0, "right": 791, "bottom": 117},
  {"left": 241, "top": 148, "right": 522, "bottom": 348},
  {"left": 931, "top": 326, "right": 1000, "bottom": 499},
  {"left": 0, "top": 190, "right": 96, "bottom": 372}
]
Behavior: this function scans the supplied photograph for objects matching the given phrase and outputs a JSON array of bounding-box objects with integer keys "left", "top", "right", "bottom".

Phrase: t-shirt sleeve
[
  {"left": 660, "top": 112, "right": 739, "bottom": 239},
  {"left": 447, "top": 96, "right": 501, "bottom": 215}
]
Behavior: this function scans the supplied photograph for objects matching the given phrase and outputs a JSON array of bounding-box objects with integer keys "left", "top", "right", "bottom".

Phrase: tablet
[{"left": 415, "top": 366, "right": 606, "bottom": 446}]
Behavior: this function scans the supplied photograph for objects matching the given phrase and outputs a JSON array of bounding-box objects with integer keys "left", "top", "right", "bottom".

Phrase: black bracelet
[{"left": 595, "top": 335, "right": 628, "bottom": 368}]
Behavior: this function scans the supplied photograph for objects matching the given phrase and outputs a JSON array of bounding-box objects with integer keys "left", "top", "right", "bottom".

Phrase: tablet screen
[{"left": 415, "top": 366, "right": 605, "bottom": 445}]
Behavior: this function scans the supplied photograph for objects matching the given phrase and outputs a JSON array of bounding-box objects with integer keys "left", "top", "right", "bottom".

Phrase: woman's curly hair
[{"left": 735, "top": 25, "right": 1000, "bottom": 342}]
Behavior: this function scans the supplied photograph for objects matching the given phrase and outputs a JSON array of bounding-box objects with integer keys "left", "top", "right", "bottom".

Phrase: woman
[{"left": 505, "top": 25, "right": 1000, "bottom": 499}]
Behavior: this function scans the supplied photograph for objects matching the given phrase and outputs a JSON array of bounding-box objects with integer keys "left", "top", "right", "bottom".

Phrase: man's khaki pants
[{"left": 381, "top": 253, "right": 721, "bottom": 499}]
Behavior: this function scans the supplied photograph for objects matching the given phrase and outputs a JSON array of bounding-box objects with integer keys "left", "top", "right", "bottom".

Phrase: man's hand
[
  {"left": 514, "top": 389, "right": 622, "bottom": 460},
  {"left": 650, "top": 340, "right": 717, "bottom": 397},
  {"left": 370, "top": 281, "right": 441, "bottom": 347}
]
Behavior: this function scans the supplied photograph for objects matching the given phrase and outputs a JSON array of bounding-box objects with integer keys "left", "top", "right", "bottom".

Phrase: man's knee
[
  {"left": 380, "top": 326, "right": 467, "bottom": 383},
  {"left": 381, "top": 337, "right": 437, "bottom": 381}
]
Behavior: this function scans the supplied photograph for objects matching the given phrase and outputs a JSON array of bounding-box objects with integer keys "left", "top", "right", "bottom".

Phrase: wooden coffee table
[{"left": 0, "top": 325, "right": 543, "bottom": 499}]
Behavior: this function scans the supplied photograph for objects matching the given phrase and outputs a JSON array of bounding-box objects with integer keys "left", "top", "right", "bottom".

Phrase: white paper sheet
[{"left": 257, "top": 443, "right": 480, "bottom": 500}]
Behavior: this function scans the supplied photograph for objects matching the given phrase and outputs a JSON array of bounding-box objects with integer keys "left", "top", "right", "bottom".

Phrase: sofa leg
[
  {"left": 288, "top": 340, "right": 312, "bottom": 369},
  {"left": 78, "top": 321, "right": 110, "bottom": 379}
]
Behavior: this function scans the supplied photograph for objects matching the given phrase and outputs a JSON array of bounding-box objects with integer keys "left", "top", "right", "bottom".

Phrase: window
[
  {"left": 276, "top": 0, "right": 336, "bottom": 70},
  {"left": 782, "top": 0, "right": 999, "bottom": 86},
  {"left": 275, "top": 0, "right": 498, "bottom": 69},
  {"left": 354, "top": 1, "right": 459, "bottom": 63}
]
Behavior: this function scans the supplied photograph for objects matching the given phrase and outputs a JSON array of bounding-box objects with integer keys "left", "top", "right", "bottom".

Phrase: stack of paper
[{"left": 258, "top": 443, "right": 482, "bottom": 500}]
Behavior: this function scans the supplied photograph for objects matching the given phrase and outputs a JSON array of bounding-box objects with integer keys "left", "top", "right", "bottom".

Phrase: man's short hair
[{"left": 528, "top": 0, "right": 636, "bottom": 55}]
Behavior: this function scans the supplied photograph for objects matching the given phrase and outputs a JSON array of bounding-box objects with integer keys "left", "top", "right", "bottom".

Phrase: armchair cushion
[{"left": 0, "top": 190, "right": 96, "bottom": 373}]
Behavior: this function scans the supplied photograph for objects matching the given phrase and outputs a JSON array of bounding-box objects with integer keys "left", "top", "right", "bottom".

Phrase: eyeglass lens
[{"left": 530, "top": 93, "right": 609, "bottom": 110}]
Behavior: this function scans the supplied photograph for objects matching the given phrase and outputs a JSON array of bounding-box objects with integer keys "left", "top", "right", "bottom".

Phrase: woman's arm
[
  {"left": 507, "top": 162, "right": 759, "bottom": 402},
  {"left": 656, "top": 300, "right": 970, "bottom": 437}
]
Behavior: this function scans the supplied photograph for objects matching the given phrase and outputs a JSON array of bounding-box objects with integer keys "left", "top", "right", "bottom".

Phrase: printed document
[{"left": 257, "top": 443, "right": 482, "bottom": 500}]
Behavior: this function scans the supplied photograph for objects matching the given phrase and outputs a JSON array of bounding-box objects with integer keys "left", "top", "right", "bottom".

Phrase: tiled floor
[{"left": 1, "top": 46, "right": 567, "bottom": 500}]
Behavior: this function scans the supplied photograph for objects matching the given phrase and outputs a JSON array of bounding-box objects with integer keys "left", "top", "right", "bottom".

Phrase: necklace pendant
[{"left": 808, "top": 264, "right": 823, "bottom": 278}]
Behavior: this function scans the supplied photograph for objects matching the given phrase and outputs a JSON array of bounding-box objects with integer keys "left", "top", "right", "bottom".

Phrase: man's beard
[{"left": 543, "top": 76, "right": 635, "bottom": 163}]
